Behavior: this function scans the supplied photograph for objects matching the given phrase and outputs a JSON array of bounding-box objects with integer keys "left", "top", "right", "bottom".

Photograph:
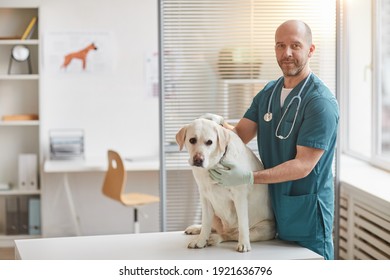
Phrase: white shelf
[
  {"left": 0, "top": 189, "right": 40, "bottom": 196},
  {"left": 0, "top": 120, "right": 39, "bottom": 126},
  {"left": 0, "top": 74, "right": 39, "bottom": 80},
  {"left": 0, "top": 39, "right": 38, "bottom": 45}
]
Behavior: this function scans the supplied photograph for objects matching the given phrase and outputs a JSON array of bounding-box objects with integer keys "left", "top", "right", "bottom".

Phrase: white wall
[
  {"left": 3, "top": 0, "right": 160, "bottom": 236},
  {"left": 39, "top": 0, "right": 159, "bottom": 158}
]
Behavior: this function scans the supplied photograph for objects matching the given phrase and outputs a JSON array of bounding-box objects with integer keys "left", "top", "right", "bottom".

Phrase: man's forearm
[{"left": 253, "top": 158, "right": 313, "bottom": 184}]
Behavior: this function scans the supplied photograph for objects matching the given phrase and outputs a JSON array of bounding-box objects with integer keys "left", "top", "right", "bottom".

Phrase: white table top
[
  {"left": 44, "top": 156, "right": 159, "bottom": 173},
  {"left": 15, "top": 231, "right": 322, "bottom": 260}
]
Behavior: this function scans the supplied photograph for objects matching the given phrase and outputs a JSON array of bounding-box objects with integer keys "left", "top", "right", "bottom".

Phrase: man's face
[{"left": 274, "top": 25, "right": 313, "bottom": 77}]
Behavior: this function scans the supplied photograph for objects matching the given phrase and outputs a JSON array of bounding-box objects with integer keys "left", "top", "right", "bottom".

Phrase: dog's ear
[
  {"left": 216, "top": 125, "right": 230, "bottom": 154},
  {"left": 175, "top": 125, "right": 187, "bottom": 151}
]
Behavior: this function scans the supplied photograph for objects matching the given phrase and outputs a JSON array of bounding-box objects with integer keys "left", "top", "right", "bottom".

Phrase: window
[
  {"left": 159, "top": 0, "right": 337, "bottom": 231},
  {"left": 343, "top": 0, "right": 390, "bottom": 171},
  {"left": 342, "top": 0, "right": 372, "bottom": 159},
  {"left": 374, "top": 0, "right": 390, "bottom": 169}
]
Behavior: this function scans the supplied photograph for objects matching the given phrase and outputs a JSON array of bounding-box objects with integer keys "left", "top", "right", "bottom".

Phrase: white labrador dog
[{"left": 176, "top": 117, "right": 275, "bottom": 252}]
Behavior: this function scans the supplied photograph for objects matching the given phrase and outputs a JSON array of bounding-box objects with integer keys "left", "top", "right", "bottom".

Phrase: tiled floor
[{"left": 0, "top": 247, "right": 15, "bottom": 260}]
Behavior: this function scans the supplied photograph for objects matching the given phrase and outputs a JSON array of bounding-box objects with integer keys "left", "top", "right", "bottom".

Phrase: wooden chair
[{"left": 102, "top": 150, "right": 160, "bottom": 233}]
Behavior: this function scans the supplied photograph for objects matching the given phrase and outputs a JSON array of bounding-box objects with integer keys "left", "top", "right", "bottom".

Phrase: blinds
[{"left": 160, "top": 0, "right": 337, "bottom": 231}]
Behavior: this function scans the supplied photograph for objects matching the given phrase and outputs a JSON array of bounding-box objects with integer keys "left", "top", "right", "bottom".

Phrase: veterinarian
[{"left": 209, "top": 20, "right": 339, "bottom": 260}]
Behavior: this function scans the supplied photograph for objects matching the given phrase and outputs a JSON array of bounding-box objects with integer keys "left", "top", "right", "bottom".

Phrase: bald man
[{"left": 210, "top": 20, "right": 339, "bottom": 259}]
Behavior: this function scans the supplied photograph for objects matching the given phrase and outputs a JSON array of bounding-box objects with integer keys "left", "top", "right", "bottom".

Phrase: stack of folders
[
  {"left": 5, "top": 196, "right": 41, "bottom": 235},
  {"left": 50, "top": 129, "right": 85, "bottom": 160}
]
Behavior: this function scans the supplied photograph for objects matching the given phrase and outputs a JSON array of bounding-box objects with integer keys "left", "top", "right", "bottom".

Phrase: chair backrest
[{"left": 102, "top": 150, "right": 127, "bottom": 202}]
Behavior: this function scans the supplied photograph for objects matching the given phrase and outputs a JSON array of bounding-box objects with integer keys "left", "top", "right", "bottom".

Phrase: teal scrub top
[{"left": 244, "top": 73, "right": 339, "bottom": 243}]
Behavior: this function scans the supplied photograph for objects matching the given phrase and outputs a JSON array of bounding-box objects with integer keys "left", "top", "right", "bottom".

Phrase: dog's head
[
  {"left": 90, "top": 43, "right": 98, "bottom": 50},
  {"left": 176, "top": 118, "right": 230, "bottom": 169}
]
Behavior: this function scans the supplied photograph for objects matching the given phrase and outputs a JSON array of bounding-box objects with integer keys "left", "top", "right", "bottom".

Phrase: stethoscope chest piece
[{"left": 264, "top": 112, "right": 272, "bottom": 122}]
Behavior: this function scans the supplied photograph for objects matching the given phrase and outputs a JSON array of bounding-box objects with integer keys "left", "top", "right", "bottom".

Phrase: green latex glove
[{"left": 209, "top": 160, "right": 254, "bottom": 186}]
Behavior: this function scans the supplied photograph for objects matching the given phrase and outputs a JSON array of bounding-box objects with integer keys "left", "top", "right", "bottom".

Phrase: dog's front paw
[
  {"left": 237, "top": 242, "right": 251, "bottom": 253},
  {"left": 188, "top": 237, "right": 208, "bottom": 249},
  {"left": 184, "top": 224, "right": 201, "bottom": 235}
]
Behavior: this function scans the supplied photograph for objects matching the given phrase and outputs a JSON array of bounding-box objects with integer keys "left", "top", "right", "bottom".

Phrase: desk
[
  {"left": 43, "top": 157, "right": 159, "bottom": 235},
  {"left": 44, "top": 156, "right": 159, "bottom": 173},
  {"left": 15, "top": 231, "right": 322, "bottom": 260}
]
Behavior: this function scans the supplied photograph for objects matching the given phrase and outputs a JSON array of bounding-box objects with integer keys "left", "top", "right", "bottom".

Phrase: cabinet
[{"left": 0, "top": 7, "right": 41, "bottom": 247}]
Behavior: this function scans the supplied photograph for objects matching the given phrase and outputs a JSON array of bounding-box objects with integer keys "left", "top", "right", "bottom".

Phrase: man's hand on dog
[
  {"left": 199, "top": 113, "right": 225, "bottom": 126},
  {"left": 209, "top": 160, "right": 254, "bottom": 186}
]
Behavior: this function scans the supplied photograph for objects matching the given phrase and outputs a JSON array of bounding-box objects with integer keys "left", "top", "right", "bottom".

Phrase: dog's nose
[{"left": 193, "top": 155, "right": 204, "bottom": 167}]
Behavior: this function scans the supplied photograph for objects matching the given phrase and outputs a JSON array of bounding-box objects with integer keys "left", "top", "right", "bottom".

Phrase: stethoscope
[{"left": 263, "top": 72, "right": 312, "bottom": 140}]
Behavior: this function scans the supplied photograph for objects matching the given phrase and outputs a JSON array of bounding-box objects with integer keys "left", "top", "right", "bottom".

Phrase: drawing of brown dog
[{"left": 61, "top": 43, "right": 98, "bottom": 70}]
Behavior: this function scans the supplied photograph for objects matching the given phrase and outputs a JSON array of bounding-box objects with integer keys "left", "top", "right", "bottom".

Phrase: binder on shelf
[
  {"left": 5, "top": 196, "right": 40, "bottom": 235},
  {"left": 19, "top": 196, "right": 29, "bottom": 234},
  {"left": 28, "top": 197, "right": 41, "bottom": 235},
  {"left": 21, "top": 16, "right": 37, "bottom": 40},
  {"left": 6, "top": 197, "right": 19, "bottom": 235},
  {"left": 18, "top": 153, "right": 38, "bottom": 190}
]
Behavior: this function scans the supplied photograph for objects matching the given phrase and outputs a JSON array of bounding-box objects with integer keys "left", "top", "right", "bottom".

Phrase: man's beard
[{"left": 278, "top": 59, "right": 306, "bottom": 76}]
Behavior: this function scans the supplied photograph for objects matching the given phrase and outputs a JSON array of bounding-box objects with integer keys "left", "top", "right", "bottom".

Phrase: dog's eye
[
  {"left": 205, "top": 140, "right": 213, "bottom": 146},
  {"left": 189, "top": 138, "right": 197, "bottom": 144}
]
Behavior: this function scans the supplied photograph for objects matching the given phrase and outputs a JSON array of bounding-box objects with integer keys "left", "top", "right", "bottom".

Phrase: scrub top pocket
[{"left": 277, "top": 193, "right": 319, "bottom": 241}]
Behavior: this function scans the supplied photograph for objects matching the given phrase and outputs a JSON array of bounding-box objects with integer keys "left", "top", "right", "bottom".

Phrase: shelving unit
[{"left": 0, "top": 7, "right": 41, "bottom": 247}]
